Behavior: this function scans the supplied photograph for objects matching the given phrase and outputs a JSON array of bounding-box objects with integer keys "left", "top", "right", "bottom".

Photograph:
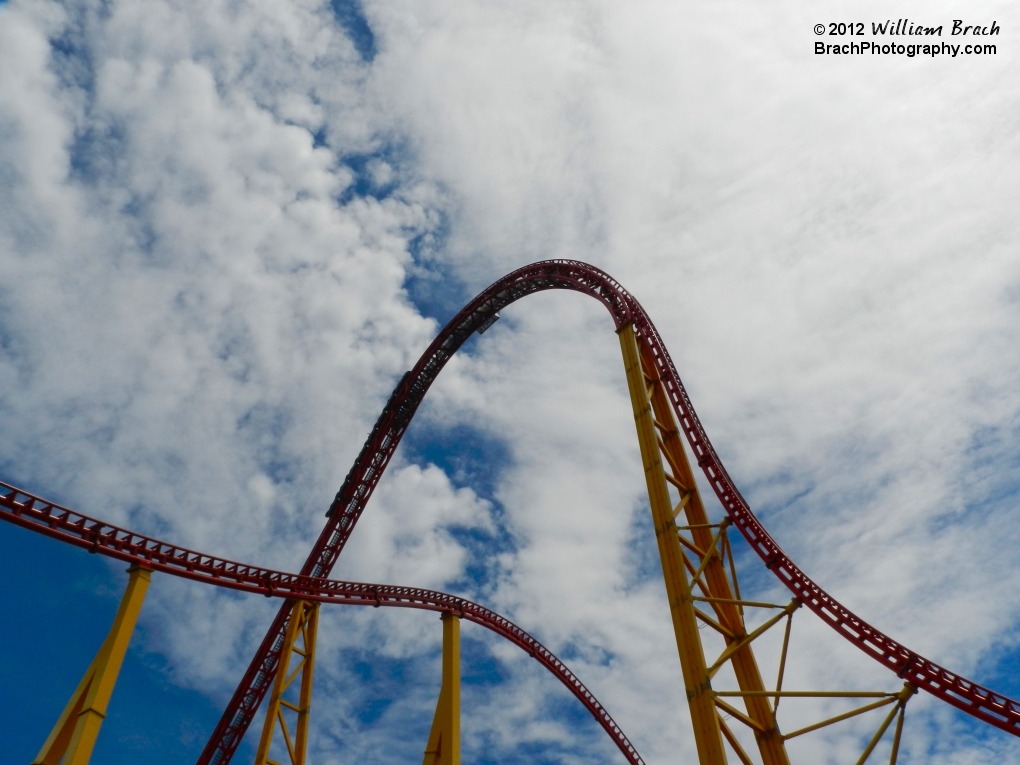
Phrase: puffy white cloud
[
  {"left": 359, "top": 0, "right": 1020, "bottom": 760},
  {"left": 0, "top": 0, "right": 488, "bottom": 752}
]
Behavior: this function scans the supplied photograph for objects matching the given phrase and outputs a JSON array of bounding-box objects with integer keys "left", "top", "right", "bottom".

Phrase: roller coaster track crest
[{"left": 5, "top": 260, "right": 1019, "bottom": 765}]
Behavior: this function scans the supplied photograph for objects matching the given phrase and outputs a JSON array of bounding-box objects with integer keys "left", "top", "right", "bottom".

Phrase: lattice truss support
[
  {"left": 423, "top": 613, "right": 461, "bottom": 765},
  {"left": 255, "top": 600, "right": 320, "bottom": 765},
  {"left": 619, "top": 324, "right": 916, "bottom": 765}
]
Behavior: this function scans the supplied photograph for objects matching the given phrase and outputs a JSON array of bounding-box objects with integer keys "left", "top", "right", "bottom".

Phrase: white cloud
[
  {"left": 360, "top": 0, "right": 1020, "bottom": 760},
  {"left": 0, "top": 0, "right": 489, "bottom": 752}
]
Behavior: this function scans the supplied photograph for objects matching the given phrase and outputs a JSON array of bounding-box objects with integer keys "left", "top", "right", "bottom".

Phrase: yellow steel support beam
[
  {"left": 638, "top": 330, "right": 791, "bottom": 765},
  {"left": 423, "top": 613, "right": 461, "bottom": 765},
  {"left": 781, "top": 697, "right": 897, "bottom": 740},
  {"left": 33, "top": 565, "right": 152, "bottom": 765},
  {"left": 621, "top": 323, "right": 792, "bottom": 765},
  {"left": 254, "top": 600, "right": 320, "bottom": 765},
  {"left": 620, "top": 324, "right": 728, "bottom": 765}
]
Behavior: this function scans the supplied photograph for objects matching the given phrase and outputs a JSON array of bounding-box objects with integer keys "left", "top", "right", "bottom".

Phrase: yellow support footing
[
  {"left": 423, "top": 613, "right": 461, "bottom": 765},
  {"left": 33, "top": 564, "right": 152, "bottom": 765},
  {"left": 254, "top": 600, "right": 320, "bottom": 765}
]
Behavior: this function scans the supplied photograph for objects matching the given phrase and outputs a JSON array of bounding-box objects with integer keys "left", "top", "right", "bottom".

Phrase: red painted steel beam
[
  {"left": 0, "top": 481, "right": 644, "bottom": 765},
  {"left": 194, "top": 260, "right": 1020, "bottom": 762}
]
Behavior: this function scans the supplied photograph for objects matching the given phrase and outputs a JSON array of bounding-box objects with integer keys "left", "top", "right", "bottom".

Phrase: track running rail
[
  {"left": 0, "top": 480, "right": 644, "bottom": 765},
  {"left": 198, "top": 260, "right": 1020, "bottom": 762}
]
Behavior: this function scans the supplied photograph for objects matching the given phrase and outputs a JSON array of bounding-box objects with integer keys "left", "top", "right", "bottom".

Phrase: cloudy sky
[{"left": 2, "top": 0, "right": 1019, "bottom": 763}]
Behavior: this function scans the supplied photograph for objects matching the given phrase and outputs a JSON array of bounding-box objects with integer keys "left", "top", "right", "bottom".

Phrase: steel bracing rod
[
  {"left": 0, "top": 483, "right": 645, "bottom": 765},
  {"left": 189, "top": 258, "right": 1020, "bottom": 748},
  {"left": 718, "top": 716, "right": 755, "bottom": 765},
  {"left": 853, "top": 685, "right": 916, "bottom": 765},
  {"left": 774, "top": 610, "right": 795, "bottom": 712},
  {"left": 705, "top": 601, "right": 800, "bottom": 680},
  {"left": 781, "top": 696, "right": 896, "bottom": 741},
  {"left": 888, "top": 704, "right": 906, "bottom": 765}
]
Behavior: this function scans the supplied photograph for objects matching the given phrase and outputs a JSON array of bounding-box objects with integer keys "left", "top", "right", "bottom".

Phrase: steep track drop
[{"left": 197, "top": 260, "right": 1020, "bottom": 762}]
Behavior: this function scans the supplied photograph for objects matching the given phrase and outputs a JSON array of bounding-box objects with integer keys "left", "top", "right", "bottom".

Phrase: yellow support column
[
  {"left": 423, "top": 613, "right": 461, "bottom": 765},
  {"left": 640, "top": 339, "right": 789, "bottom": 765},
  {"left": 254, "top": 600, "right": 320, "bottom": 765},
  {"left": 33, "top": 564, "right": 152, "bottom": 765},
  {"left": 619, "top": 324, "right": 728, "bottom": 765}
]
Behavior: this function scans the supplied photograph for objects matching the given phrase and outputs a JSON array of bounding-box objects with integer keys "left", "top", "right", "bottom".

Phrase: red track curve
[
  {"left": 198, "top": 260, "right": 1020, "bottom": 762},
  {"left": 211, "top": 259, "right": 1020, "bottom": 761},
  {"left": 0, "top": 480, "right": 645, "bottom": 765}
]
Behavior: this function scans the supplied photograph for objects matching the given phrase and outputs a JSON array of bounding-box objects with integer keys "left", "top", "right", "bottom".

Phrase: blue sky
[{"left": 2, "top": 0, "right": 1020, "bottom": 763}]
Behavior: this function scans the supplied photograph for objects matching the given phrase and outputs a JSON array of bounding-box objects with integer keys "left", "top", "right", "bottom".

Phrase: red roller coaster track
[
  {"left": 184, "top": 259, "right": 1020, "bottom": 762},
  {"left": 8, "top": 260, "right": 1020, "bottom": 762},
  {"left": 202, "top": 260, "right": 1020, "bottom": 762},
  {"left": 0, "top": 480, "right": 644, "bottom": 765}
]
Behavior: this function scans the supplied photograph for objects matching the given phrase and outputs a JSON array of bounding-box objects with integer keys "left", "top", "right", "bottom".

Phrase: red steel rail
[
  {"left": 194, "top": 260, "right": 1020, "bottom": 762},
  {"left": 0, "top": 480, "right": 644, "bottom": 765}
]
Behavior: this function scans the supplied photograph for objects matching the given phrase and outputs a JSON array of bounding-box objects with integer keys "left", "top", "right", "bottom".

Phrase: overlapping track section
[
  {"left": 0, "top": 480, "right": 644, "bottom": 765},
  {"left": 8, "top": 259, "right": 1020, "bottom": 763},
  {"left": 197, "top": 259, "right": 1020, "bottom": 759}
]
